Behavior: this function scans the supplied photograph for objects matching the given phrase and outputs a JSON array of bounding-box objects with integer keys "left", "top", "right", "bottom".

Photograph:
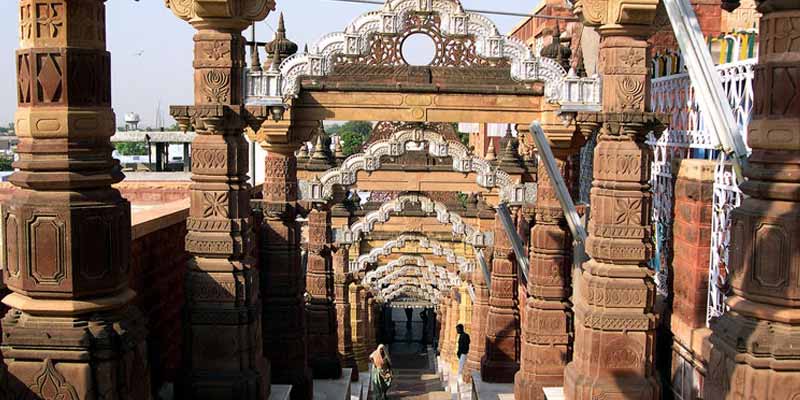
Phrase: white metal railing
[{"left": 647, "top": 58, "right": 755, "bottom": 322}]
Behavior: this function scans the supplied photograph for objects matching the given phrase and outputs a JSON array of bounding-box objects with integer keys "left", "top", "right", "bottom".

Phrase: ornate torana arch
[
  {"left": 368, "top": 264, "right": 450, "bottom": 287},
  {"left": 301, "top": 126, "right": 536, "bottom": 204},
  {"left": 352, "top": 234, "right": 475, "bottom": 273},
  {"left": 339, "top": 193, "right": 494, "bottom": 248},
  {"left": 276, "top": 0, "right": 568, "bottom": 100},
  {"left": 364, "top": 255, "right": 457, "bottom": 287},
  {"left": 382, "top": 283, "right": 440, "bottom": 303}
]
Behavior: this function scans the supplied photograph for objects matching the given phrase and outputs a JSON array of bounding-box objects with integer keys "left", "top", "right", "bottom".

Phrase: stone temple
[{"left": 0, "top": 0, "right": 797, "bottom": 399}]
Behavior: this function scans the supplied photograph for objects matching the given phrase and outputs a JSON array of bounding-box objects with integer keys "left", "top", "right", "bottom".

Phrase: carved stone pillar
[
  {"left": 481, "top": 213, "right": 521, "bottom": 383},
  {"left": 350, "top": 283, "right": 369, "bottom": 371},
  {"left": 564, "top": 1, "right": 662, "bottom": 398},
  {"left": 333, "top": 245, "right": 359, "bottom": 381},
  {"left": 260, "top": 145, "right": 312, "bottom": 400},
  {"left": 516, "top": 153, "right": 576, "bottom": 400},
  {"left": 466, "top": 263, "right": 491, "bottom": 377},
  {"left": 446, "top": 293, "right": 460, "bottom": 370},
  {"left": 705, "top": 2, "right": 800, "bottom": 399},
  {"left": 365, "top": 293, "right": 377, "bottom": 352},
  {"left": 437, "top": 296, "right": 448, "bottom": 355},
  {"left": 305, "top": 207, "right": 341, "bottom": 379},
  {"left": 1, "top": 1, "right": 151, "bottom": 397}
]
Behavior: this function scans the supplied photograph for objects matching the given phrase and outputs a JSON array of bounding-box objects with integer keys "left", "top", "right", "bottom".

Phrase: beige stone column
[
  {"left": 564, "top": 1, "right": 662, "bottom": 398},
  {"left": 1, "top": 1, "right": 151, "bottom": 397},
  {"left": 333, "top": 245, "right": 359, "bottom": 380},
  {"left": 350, "top": 283, "right": 369, "bottom": 371},
  {"left": 516, "top": 119, "right": 583, "bottom": 400},
  {"left": 305, "top": 207, "right": 341, "bottom": 379},
  {"left": 466, "top": 261, "right": 491, "bottom": 378},
  {"left": 705, "top": 2, "right": 800, "bottom": 398},
  {"left": 481, "top": 213, "right": 521, "bottom": 383},
  {"left": 166, "top": 2, "right": 274, "bottom": 398},
  {"left": 365, "top": 293, "right": 377, "bottom": 352}
]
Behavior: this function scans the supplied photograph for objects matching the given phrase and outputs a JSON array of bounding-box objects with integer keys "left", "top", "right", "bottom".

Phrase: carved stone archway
[
  {"left": 352, "top": 233, "right": 475, "bottom": 273},
  {"left": 340, "top": 193, "right": 493, "bottom": 247},
  {"left": 301, "top": 126, "right": 535, "bottom": 203}
]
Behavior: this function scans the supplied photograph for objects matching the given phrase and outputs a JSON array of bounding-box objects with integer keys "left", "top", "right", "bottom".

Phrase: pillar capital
[
  {"left": 573, "top": 0, "right": 660, "bottom": 31},
  {"left": 166, "top": 0, "right": 275, "bottom": 30}
]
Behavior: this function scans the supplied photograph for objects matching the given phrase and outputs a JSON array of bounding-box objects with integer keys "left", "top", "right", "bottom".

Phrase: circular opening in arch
[{"left": 402, "top": 33, "right": 436, "bottom": 66}]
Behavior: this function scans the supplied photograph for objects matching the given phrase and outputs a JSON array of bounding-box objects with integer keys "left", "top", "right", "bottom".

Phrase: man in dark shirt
[{"left": 456, "top": 324, "right": 470, "bottom": 379}]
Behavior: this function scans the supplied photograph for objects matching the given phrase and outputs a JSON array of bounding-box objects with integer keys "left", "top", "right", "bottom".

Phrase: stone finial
[
  {"left": 311, "top": 135, "right": 329, "bottom": 161},
  {"left": 485, "top": 139, "right": 497, "bottom": 162},
  {"left": 334, "top": 138, "right": 346, "bottom": 164},
  {"left": 264, "top": 13, "right": 298, "bottom": 69}
]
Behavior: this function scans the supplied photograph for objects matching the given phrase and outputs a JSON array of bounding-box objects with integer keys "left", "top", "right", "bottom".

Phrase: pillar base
[
  {"left": 480, "top": 358, "right": 519, "bottom": 384},
  {"left": 308, "top": 355, "right": 342, "bottom": 380},
  {"left": 563, "top": 363, "right": 660, "bottom": 400},
  {"left": 0, "top": 302, "right": 152, "bottom": 400},
  {"left": 704, "top": 308, "right": 800, "bottom": 399}
]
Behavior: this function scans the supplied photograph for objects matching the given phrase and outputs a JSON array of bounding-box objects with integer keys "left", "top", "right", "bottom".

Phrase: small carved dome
[
  {"left": 264, "top": 13, "right": 298, "bottom": 67},
  {"left": 540, "top": 23, "right": 571, "bottom": 70}
]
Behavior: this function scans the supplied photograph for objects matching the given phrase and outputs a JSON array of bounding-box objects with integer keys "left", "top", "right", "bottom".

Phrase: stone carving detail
[
  {"left": 28, "top": 359, "right": 79, "bottom": 400},
  {"left": 261, "top": 0, "right": 568, "bottom": 100}
]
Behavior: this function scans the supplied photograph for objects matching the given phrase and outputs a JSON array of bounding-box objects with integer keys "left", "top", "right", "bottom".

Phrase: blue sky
[{"left": 0, "top": 0, "right": 538, "bottom": 127}]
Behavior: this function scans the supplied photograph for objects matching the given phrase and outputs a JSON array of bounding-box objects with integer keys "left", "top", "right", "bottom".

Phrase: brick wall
[
  {"left": 650, "top": 0, "right": 723, "bottom": 54},
  {"left": 129, "top": 200, "right": 191, "bottom": 392}
]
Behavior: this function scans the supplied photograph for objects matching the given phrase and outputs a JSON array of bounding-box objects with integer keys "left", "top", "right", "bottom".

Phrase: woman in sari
[{"left": 370, "top": 344, "right": 393, "bottom": 400}]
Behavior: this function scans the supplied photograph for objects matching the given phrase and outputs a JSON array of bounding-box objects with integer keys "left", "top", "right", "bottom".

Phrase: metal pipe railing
[
  {"left": 496, "top": 203, "right": 530, "bottom": 285},
  {"left": 475, "top": 249, "right": 492, "bottom": 294},
  {"left": 529, "top": 122, "right": 589, "bottom": 270}
]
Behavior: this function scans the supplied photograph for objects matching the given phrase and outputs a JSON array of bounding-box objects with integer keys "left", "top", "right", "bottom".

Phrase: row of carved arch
[
  {"left": 301, "top": 128, "right": 535, "bottom": 205},
  {"left": 351, "top": 234, "right": 475, "bottom": 274},
  {"left": 277, "top": 0, "right": 567, "bottom": 99}
]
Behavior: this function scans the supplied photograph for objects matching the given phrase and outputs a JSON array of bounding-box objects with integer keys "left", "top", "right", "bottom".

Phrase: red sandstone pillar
[
  {"left": 705, "top": 2, "right": 800, "bottom": 398},
  {"left": 306, "top": 207, "right": 342, "bottom": 379},
  {"left": 1, "top": 1, "right": 152, "bottom": 397},
  {"left": 670, "top": 160, "right": 714, "bottom": 399},
  {"left": 481, "top": 213, "right": 521, "bottom": 382},
  {"left": 516, "top": 156, "right": 576, "bottom": 400},
  {"left": 565, "top": 2, "right": 662, "bottom": 397},
  {"left": 333, "top": 245, "right": 359, "bottom": 380},
  {"left": 167, "top": 1, "right": 275, "bottom": 396},
  {"left": 466, "top": 261, "right": 491, "bottom": 378},
  {"left": 261, "top": 147, "right": 312, "bottom": 400}
]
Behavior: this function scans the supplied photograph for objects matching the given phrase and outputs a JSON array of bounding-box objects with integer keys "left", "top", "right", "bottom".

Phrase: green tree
[
  {"left": 0, "top": 156, "right": 13, "bottom": 171},
  {"left": 337, "top": 121, "right": 373, "bottom": 156},
  {"left": 115, "top": 142, "right": 148, "bottom": 156}
]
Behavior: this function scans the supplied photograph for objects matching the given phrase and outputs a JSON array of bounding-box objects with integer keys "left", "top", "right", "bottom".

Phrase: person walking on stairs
[
  {"left": 456, "top": 324, "right": 470, "bottom": 382},
  {"left": 370, "top": 344, "right": 393, "bottom": 400}
]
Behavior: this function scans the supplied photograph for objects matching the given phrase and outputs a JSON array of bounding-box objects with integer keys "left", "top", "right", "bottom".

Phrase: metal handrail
[
  {"left": 529, "top": 122, "right": 589, "bottom": 270},
  {"left": 475, "top": 249, "right": 492, "bottom": 294},
  {"left": 496, "top": 203, "right": 530, "bottom": 285},
  {"left": 663, "top": 0, "right": 749, "bottom": 180}
]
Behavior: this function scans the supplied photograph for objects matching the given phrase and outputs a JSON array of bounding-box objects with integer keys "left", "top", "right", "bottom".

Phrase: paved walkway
[{"left": 386, "top": 343, "right": 450, "bottom": 400}]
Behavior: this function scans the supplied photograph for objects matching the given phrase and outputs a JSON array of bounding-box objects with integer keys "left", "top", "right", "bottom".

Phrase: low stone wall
[
  {"left": 130, "top": 199, "right": 191, "bottom": 392},
  {"left": 0, "top": 181, "right": 191, "bottom": 205}
]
